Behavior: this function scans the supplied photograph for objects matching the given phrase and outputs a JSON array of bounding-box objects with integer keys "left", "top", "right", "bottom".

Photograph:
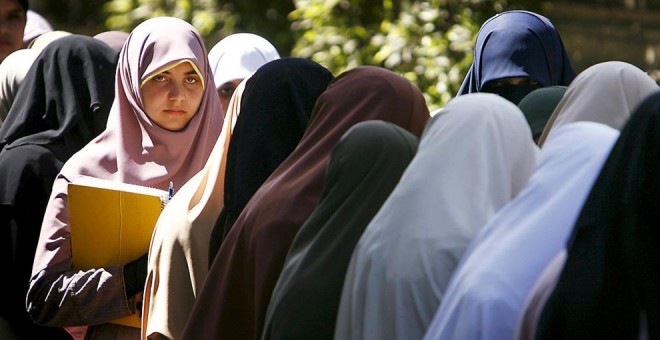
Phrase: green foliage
[
  {"left": 102, "top": 0, "right": 295, "bottom": 55},
  {"left": 290, "top": 0, "right": 520, "bottom": 110},
  {"left": 102, "top": 0, "right": 235, "bottom": 46},
  {"left": 100, "top": 0, "right": 536, "bottom": 110}
]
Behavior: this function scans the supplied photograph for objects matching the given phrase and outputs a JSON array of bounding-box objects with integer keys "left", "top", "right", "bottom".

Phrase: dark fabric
[
  {"left": 458, "top": 10, "right": 575, "bottom": 95},
  {"left": 122, "top": 253, "right": 148, "bottom": 297},
  {"left": 0, "top": 35, "right": 118, "bottom": 156},
  {"left": 518, "top": 86, "right": 567, "bottom": 137},
  {"left": 0, "top": 35, "right": 117, "bottom": 339},
  {"left": 0, "top": 146, "right": 71, "bottom": 340},
  {"left": 182, "top": 66, "right": 430, "bottom": 340},
  {"left": 536, "top": 89, "right": 660, "bottom": 339},
  {"left": 18, "top": 0, "right": 28, "bottom": 12},
  {"left": 208, "top": 207, "right": 230, "bottom": 265},
  {"left": 482, "top": 83, "right": 542, "bottom": 105},
  {"left": 262, "top": 120, "right": 418, "bottom": 340},
  {"left": 208, "top": 57, "right": 334, "bottom": 265}
]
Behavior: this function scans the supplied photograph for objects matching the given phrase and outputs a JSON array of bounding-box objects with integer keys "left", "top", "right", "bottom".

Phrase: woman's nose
[{"left": 168, "top": 83, "right": 185, "bottom": 101}]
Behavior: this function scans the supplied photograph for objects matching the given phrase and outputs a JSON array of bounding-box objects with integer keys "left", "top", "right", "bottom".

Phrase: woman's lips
[{"left": 165, "top": 109, "right": 186, "bottom": 115}]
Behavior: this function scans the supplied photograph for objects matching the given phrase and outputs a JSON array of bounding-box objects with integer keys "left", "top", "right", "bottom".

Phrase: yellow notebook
[{"left": 68, "top": 176, "right": 170, "bottom": 328}]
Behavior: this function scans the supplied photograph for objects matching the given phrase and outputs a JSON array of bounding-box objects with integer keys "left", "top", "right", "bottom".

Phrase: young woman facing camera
[{"left": 25, "top": 17, "right": 222, "bottom": 339}]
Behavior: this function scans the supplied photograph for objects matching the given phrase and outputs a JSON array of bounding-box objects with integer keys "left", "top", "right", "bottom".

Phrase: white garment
[
  {"left": 423, "top": 122, "right": 618, "bottom": 340},
  {"left": 142, "top": 80, "right": 246, "bottom": 340},
  {"left": 23, "top": 10, "right": 53, "bottom": 43},
  {"left": 538, "top": 61, "right": 658, "bottom": 146},
  {"left": 0, "top": 49, "right": 39, "bottom": 124},
  {"left": 334, "top": 93, "right": 540, "bottom": 340},
  {"left": 514, "top": 250, "right": 567, "bottom": 340},
  {"left": 208, "top": 33, "right": 280, "bottom": 89}
]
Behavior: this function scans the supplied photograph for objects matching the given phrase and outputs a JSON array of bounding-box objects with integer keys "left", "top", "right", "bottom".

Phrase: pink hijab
[{"left": 60, "top": 17, "right": 222, "bottom": 190}]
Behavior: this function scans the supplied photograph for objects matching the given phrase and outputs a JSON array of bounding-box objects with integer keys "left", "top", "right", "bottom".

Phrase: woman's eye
[
  {"left": 185, "top": 77, "right": 200, "bottom": 84},
  {"left": 219, "top": 87, "right": 235, "bottom": 96},
  {"left": 154, "top": 75, "right": 167, "bottom": 82},
  {"left": 7, "top": 12, "right": 25, "bottom": 22}
]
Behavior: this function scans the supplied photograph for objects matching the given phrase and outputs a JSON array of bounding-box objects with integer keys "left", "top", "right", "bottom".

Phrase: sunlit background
[{"left": 28, "top": 0, "right": 660, "bottom": 110}]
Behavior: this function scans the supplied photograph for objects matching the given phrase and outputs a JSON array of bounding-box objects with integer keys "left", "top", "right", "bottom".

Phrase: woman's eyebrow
[{"left": 159, "top": 70, "right": 197, "bottom": 75}]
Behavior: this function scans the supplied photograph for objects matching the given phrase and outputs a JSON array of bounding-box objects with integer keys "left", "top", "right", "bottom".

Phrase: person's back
[{"left": 0, "top": 34, "right": 118, "bottom": 340}]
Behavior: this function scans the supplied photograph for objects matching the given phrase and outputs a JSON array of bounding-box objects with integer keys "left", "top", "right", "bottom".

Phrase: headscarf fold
[
  {"left": 538, "top": 61, "right": 658, "bottom": 146},
  {"left": 0, "top": 49, "right": 39, "bottom": 125},
  {"left": 423, "top": 122, "right": 618, "bottom": 340},
  {"left": 536, "top": 89, "right": 660, "bottom": 339},
  {"left": 208, "top": 33, "right": 280, "bottom": 89},
  {"left": 23, "top": 10, "right": 53, "bottom": 43},
  {"left": 517, "top": 86, "right": 567, "bottom": 138},
  {"left": 213, "top": 57, "right": 334, "bottom": 250},
  {"left": 0, "top": 36, "right": 118, "bottom": 157},
  {"left": 142, "top": 57, "right": 333, "bottom": 340},
  {"left": 0, "top": 34, "right": 118, "bottom": 340},
  {"left": 59, "top": 17, "right": 222, "bottom": 190},
  {"left": 28, "top": 31, "right": 72, "bottom": 51},
  {"left": 182, "top": 66, "right": 430, "bottom": 340},
  {"left": 262, "top": 120, "right": 419, "bottom": 339},
  {"left": 458, "top": 10, "right": 575, "bottom": 95},
  {"left": 335, "top": 93, "right": 539, "bottom": 340},
  {"left": 93, "top": 31, "right": 130, "bottom": 52}
]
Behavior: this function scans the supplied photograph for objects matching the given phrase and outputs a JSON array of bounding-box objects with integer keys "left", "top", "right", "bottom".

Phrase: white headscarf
[
  {"left": 0, "top": 49, "right": 39, "bottom": 124},
  {"left": 208, "top": 33, "right": 280, "bottom": 89},
  {"left": 422, "top": 122, "right": 618, "bottom": 340},
  {"left": 28, "top": 31, "right": 72, "bottom": 51},
  {"left": 538, "top": 61, "right": 658, "bottom": 146},
  {"left": 23, "top": 10, "right": 53, "bottom": 43},
  {"left": 335, "top": 93, "right": 540, "bottom": 340}
]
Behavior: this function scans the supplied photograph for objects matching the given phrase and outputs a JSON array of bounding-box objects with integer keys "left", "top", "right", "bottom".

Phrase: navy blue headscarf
[{"left": 458, "top": 10, "right": 576, "bottom": 96}]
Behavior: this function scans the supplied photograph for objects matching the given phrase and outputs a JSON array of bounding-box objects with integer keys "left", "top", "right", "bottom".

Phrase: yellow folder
[{"left": 68, "top": 176, "right": 169, "bottom": 328}]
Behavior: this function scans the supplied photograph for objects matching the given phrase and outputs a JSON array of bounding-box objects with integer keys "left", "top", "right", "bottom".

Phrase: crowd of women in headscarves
[{"left": 1, "top": 2, "right": 659, "bottom": 339}]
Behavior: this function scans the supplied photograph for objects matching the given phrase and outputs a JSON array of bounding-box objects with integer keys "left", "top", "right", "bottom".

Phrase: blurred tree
[
  {"left": 289, "top": 0, "right": 536, "bottom": 110},
  {"left": 100, "top": 0, "right": 539, "bottom": 109},
  {"left": 31, "top": 0, "right": 107, "bottom": 35},
  {"left": 102, "top": 0, "right": 295, "bottom": 53}
]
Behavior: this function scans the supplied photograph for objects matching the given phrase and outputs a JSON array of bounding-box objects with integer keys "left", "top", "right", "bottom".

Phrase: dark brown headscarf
[{"left": 182, "top": 66, "right": 430, "bottom": 340}]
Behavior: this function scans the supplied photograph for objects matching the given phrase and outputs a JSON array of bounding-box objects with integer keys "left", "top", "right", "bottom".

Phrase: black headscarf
[
  {"left": 536, "top": 89, "right": 660, "bottom": 339},
  {"left": 17, "top": 0, "right": 28, "bottom": 12},
  {"left": 0, "top": 35, "right": 117, "bottom": 339},
  {"left": 261, "top": 120, "right": 419, "bottom": 339},
  {"left": 0, "top": 35, "right": 118, "bottom": 156},
  {"left": 209, "top": 57, "right": 334, "bottom": 261}
]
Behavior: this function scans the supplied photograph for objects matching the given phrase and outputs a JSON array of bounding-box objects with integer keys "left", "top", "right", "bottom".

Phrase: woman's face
[
  {"left": 482, "top": 77, "right": 542, "bottom": 105},
  {"left": 0, "top": 0, "right": 26, "bottom": 62},
  {"left": 141, "top": 62, "right": 204, "bottom": 131},
  {"left": 217, "top": 79, "right": 243, "bottom": 117}
]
